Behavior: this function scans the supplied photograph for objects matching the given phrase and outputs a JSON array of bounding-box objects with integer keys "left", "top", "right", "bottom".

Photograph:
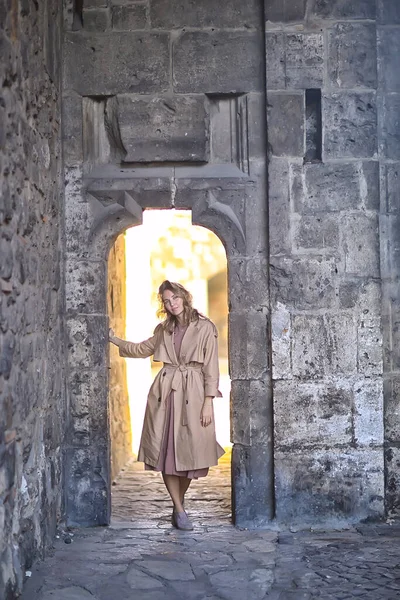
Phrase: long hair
[{"left": 157, "top": 280, "right": 201, "bottom": 333}]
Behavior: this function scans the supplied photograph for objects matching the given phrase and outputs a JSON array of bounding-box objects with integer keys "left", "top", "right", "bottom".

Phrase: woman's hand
[
  {"left": 200, "top": 397, "right": 213, "bottom": 428},
  {"left": 109, "top": 328, "right": 118, "bottom": 345}
]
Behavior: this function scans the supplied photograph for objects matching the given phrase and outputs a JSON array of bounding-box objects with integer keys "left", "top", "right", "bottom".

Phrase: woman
[{"left": 109, "top": 280, "right": 225, "bottom": 530}]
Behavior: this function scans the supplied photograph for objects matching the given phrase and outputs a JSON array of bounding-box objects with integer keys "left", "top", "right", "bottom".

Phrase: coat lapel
[
  {"left": 163, "top": 328, "right": 178, "bottom": 364},
  {"left": 179, "top": 321, "right": 197, "bottom": 361}
]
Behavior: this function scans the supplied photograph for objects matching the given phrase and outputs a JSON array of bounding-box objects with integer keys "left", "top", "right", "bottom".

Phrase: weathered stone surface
[
  {"left": 64, "top": 32, "right": 170, "bottom": 95},
  {"left": 267, "top": 93, "right": 304, "bottom": 157},
  {"left": 287, "top": 33, "right": 324, "bottom": 89},
  {"left": 229, "top": 311, "right": 269, "bottom": 380},
  {"left": 173, "top": 32, "right": 264, "bottom": 93},
  {"left": 328, "top": 23, "right": 377, "bottom": 89},
  {"left": 311, "top": 0, "right": 376, "bottom": 20},
  {"left": 274, "top": 380, "right": 353, "bottom": 448},
  {"left": 66, "top": 315, "right": 107, "bottom": 369},
  {"left": 228, "top": 258, "right": 269, "bottom": 312},
  {"left": 292, "top": 314, "right": 357, "bottom": 378},
  {"left": 292, "top": 214, "right": 339, "bottom": 252},
  {"left": 40, "top": 587, "right": 96, "bottom": 600},
  {"left": 378, "top": 28, "right": 400, "bottom": 92},
  {"left": 230, "top": 379, "right": 271, "bottom": 446},
  {"left": 0, "top": 1, "right": 65, "bottom": 598},
  {"left": 270, "top": 256, "right": 337, "bottom": 310},
  {"left": 341, "top": 213, "right": 380, "bottom": 277},
  {"left": 151, "top": 0, "right": 261, "bottom": 29},
  {"left": 116, "top": 95, "right": 208, "bottom": 163},
  {"left": 354, "top": 379, "right": 384, "bottom": 446},
  {"left": 82, "top": 8, "right": 110, "bottom": 31},
  {"left": 377, "top": 0, "right": 400, "bottom": 24},
  {"left": 379, "top": 93, "right": 400, "bottom": 159},
  {"left": 62, "top": 95, "right": 83, "bottom": 167},
  {"left": 65, "top": 259, "right": 106, "bottom": 314},
  {"left": 112, "top": 4, "right": 147, "bottom": 30},
  {"left": 291, "top": 162, "right": 378, "bottom": 213},
  {"left": 275, "top": 448, "right": 384, "bottom": 522},
  {"left": 384, "top": 376, "right": 400, "bottom": 443},
  {"left": 268, "top": 159, "right": 290, "bottom": 256},
  {"left": 323, "top": 93, "right": 377, "bottom": 159},
  {"left": 265, "top": 0, "right": 307, "bottom": 23},
  {"left": 380, "top": 162, "right": 400, "bottom": 213},
  {"left": 271, "top": 302, "right": 291, "bottom": 379}
]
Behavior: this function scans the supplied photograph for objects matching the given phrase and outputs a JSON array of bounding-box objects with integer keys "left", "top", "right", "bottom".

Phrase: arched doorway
[{"left": 108, "top": 209, "right": 231, "bottom": 523}]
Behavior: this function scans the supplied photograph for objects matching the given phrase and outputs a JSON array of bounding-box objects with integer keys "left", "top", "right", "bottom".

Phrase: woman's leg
[
  {"left": 162, "top": 473, "right": 184, "bottom": 513},
  {"left": 179, "top": 476, "right": 192, "bottom": 505}
]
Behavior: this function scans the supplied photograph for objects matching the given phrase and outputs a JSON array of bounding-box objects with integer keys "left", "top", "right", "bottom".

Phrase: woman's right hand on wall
[{"left": 109, "top": 328, "right": 117, "bottom": 344}]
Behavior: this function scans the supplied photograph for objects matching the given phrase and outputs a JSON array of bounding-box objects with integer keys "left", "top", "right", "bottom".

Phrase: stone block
[
  {"left": 82, "top": 8, "right": 110, "bottom": 31},
  {"left": 62, "top": 95, "right": 83, "bottom": 167},
  {"left": 292, "top": 214, "right": 339, "bottom": 252},
  {"left": 231, "top": 379, "right": 272, "bottom": 446},
  {"left": 385, "top": 446, "right": 400, "bottom": 515},
  {"left": 268, "top": 159, "right": 291, "bottom": 256},
  {"left": 291, "top": 161, "right": 375, "bottom": 213},
  {"left": 328, "top": 23, "right": 377, "bottom": 90},
  {"left": 150, "top": 0, "right": 261, "bottom": 29},
  {"left": 65, "top": 446, "right": 110, "bottom": 526},
  {"left": 66, "top": 315, "right": 108, "bottom": 369},
  {"left": 275, "top": 448, "right": 384, "bottom": 523},
  {"left": 232, "top": 444, "right": 274, "bottom": 527},
  {"left": 265, "top": 33, "right": 285, "bottom": 90},
  {"left": 378, "top": 28, "right": 400, "bottom": 92},
  {"left": 247, "top": 93, "right": 267, "bottom": 160},
  {"left": 243, "top": 179, "right": 268, "bottom": 257},
  {"left": 311, "top": 0, "right": 376, "bottom": 20},
  {"left": 228, "top": 257, "right": 269, "bottom": 312},
  {"left": 379, "top": 94, "right": 400, "bottom": 160},
  {"left": 271, "top": 302, "right": 291, "bottom": 379},
  {"left": 323, "top": 93, "right": 377, "bottom": 159},
  {"left": 341, "top": 213, "right": 380, "bottom": 277},
  {"left": 112, "top": 4, "right": 147, "bottom": 30},
  {"left": 274, "top": 380, "right": 353, "bottom": 449},
  {"left": 64, "top": 32, "right": 170, "bottom": 95},
  {"left": 358, "top": 320, "right": 383, "bottom": 376},
  {"left": 173, "top": 31, "right": 264, "bottom": 94},
  {"left": 380, "top": 162, "right": 400, "bottom": 213},
  {"left": 384, "top": 376, "right": 400, "bottom": 443},
  {"left": 339, "top": 279, "right": 381, "bottom": 314},
  {"left": 265, "top": 0, "right": 307, "bottom": 22},
  {"left": 285, "top": 33, "right": 324, "bottom": 90},
  {"left": 116, "top": 95, "right": 208, "bottom": 163},
  {"left": 270, "top": 256, "right": 337, "bottom": 310},
  {"left": 229, "top": 310, "right": 269, "bottom": 380},
  {"left": 360, "top": 160, "right": 380, "bottom": 210},
  {"left": 267, "top": 93, "right": 304, "bottom": 157},
  {"left": 377, "top": 0, "right": 400, "bottom": 24},
  {"left": 354, "top": 379, "right": 384, "bottom": 446},
  {"left": 65, "top": 258, "right": 106, "bottom": 314},
  {"left": 292, "top": 313, "right": 357, "bottom": 378}
]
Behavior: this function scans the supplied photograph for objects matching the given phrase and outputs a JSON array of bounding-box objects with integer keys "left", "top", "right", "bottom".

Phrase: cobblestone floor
[{"left": 22, "top": 452, "right": 400, "bottom": 600}]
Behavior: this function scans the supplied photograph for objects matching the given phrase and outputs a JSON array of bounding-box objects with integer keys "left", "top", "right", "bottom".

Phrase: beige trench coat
[{"left": 118, "top": 317, "right": 225, "bottom": 471}]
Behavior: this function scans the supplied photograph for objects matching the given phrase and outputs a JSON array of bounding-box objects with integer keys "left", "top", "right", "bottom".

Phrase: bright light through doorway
[{"left": 125, "top": 209, "right": 231, "bottom": 456}]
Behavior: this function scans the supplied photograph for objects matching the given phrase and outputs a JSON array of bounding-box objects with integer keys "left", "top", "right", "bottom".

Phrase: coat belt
[{"left": 163, "top": 364, "right": 202, "bottom": 426}]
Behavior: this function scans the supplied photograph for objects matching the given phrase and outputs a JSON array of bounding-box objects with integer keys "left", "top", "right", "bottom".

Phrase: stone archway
[{"left": 64, "top": 164, "right": 273, "bottom": 529}]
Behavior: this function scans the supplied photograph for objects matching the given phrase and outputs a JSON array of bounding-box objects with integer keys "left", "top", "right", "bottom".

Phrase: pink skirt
[{"left": 145, "top": 390, "right": 209, "bottom": 480}]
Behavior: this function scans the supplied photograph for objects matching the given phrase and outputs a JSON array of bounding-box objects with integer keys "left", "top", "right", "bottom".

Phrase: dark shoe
[{"left": 174, "top": 511, "right": 194, "bottom": 531}]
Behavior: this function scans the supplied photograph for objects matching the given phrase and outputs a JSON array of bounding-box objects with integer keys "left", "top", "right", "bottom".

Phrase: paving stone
[
  {"left": 126, "top": 566, "right": 165, "bottom": 589},
  {"left": 39, "top": 588, "right": 98, "bottom": 600}
]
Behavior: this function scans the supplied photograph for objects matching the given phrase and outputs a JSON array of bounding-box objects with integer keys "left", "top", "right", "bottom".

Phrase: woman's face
[{"left": 162, "top": 290, "right": 184, "bottom": 317}]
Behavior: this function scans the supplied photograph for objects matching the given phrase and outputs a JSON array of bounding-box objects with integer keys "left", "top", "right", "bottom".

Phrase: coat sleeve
[
  {"left": 202, "top": 324, "right": 223, "bottom": 398},
  {"left": 118, "top": 324, "right": 161, "bottom": 359}
]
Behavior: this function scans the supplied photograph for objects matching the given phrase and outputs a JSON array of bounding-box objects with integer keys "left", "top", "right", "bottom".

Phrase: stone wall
[
  {"left": 107, "top": 233, "right": 131, "bottom": 482},
  {"left": 377, "top": 1, "right": 400, "bottom": 517},
  {"left": 62, "top": 0, "right": 270, "bottom": 527},
  {"left": 266, "top": 0, "right": 385, "bottom": 523},
  {"left": 0, "top": 1, "right": 64, "bottom": 598}
]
